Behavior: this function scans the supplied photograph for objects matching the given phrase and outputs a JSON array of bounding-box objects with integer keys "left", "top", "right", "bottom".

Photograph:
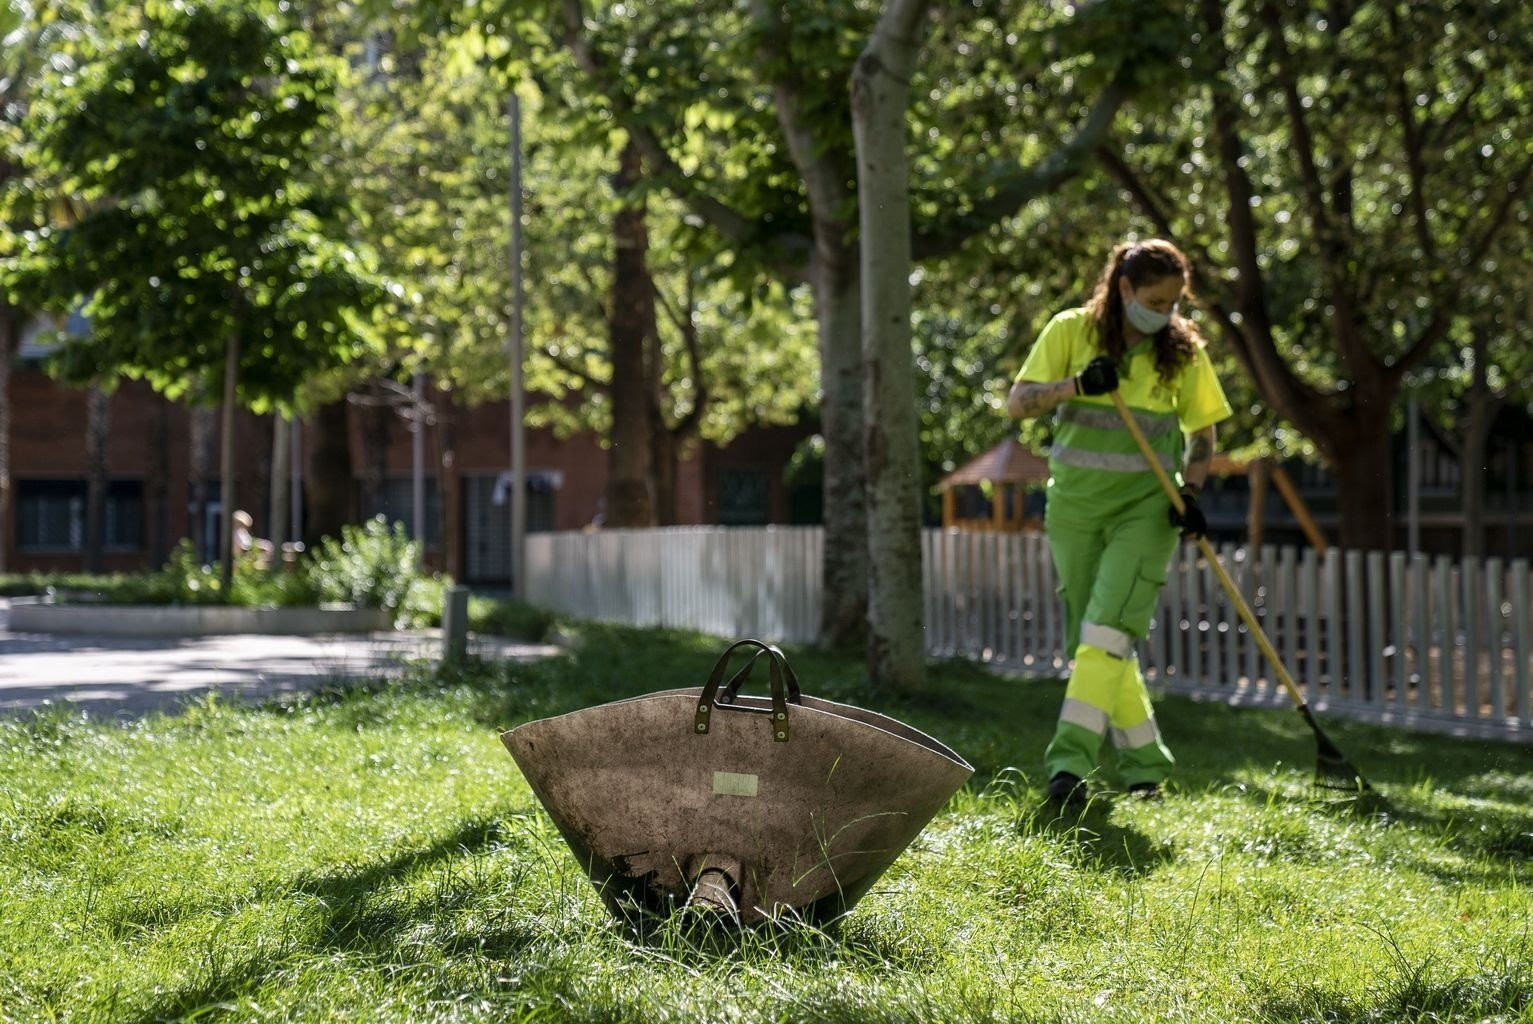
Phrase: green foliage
[
  {"left": 0, "top": 624, "right": 1530, "bottom": 1021},
  {"left": 0, "top": 570, "right": 176, "bottom": 604},
  {"left": 305, "top": 515, "right": 443, "bottom": 626},
  {"left": 1, "top": 0, "right": 382, "bottom": 410},
  {"left": 466, "top": 594, "right": 558, "bottom": 643}
]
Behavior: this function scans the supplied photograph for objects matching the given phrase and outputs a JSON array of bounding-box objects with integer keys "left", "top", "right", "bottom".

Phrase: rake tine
[{"left": 1300, "top": 705, "right": 1371, "bottom": 791}]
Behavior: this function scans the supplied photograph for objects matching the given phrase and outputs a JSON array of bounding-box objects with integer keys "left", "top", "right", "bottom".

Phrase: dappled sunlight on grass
[{"left": 1, "top": 620, "right": 1529, "bottom": 1022}]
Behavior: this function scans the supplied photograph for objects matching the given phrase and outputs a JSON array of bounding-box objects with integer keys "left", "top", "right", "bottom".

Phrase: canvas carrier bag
[{"left": 501, "top": 638, "right": 973, "bottom": 927}]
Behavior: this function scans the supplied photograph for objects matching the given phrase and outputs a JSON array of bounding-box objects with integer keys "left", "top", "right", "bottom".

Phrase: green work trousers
[{"left": 1041, "top": 492, "right": 1180, "bottom": 787}]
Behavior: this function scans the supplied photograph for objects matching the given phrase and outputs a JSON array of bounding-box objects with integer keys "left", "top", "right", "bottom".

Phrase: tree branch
[
  {"left": 1259, "top": 0, "right": 1371, "bottom": 377},
  {"left": 1094, "top": 144, "right": 1232, "bottom": 298},
  {"left": 912, "top": 63, "right": 1133, "bottom": 261},
  {"left": 1388, "top": 9, "right": 1435, "bottom": 260},
  {"left": 650, "top": 279, "right": 688, "bottom": 340},
  {"left": 572, "top": 262, "right": 612, "bottom": 323},
  {"left": 558, "top": 0, "right": 809, "bottom": 281},
  {"left": 748, "top": 0, "right": 856, "bottom": 243},
  {"left": 1203, "top": 0, "right": 1330, "bottom": 454},
  {"left": 1388, "top": 153, "right": 1533, "bottom": 383},
  {"left": 667, "top": 271, "right": 708, "bottom": 439},
  {"left": 539, "top": 341, "right": 609, "bottom": 390},
  {"left": 1422, "top": 66, "right": 1487, "bottom": 150}
]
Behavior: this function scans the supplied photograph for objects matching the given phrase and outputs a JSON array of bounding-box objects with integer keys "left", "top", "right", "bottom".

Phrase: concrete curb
[{"left": 7, "top": 598, "right": 392, "bottom": 636}]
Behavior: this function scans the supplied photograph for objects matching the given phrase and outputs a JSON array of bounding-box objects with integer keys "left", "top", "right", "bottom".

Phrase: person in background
[
  {"left": 1006, "top": 239, "right": 1233, "bottom": 807},
  {"left": 232, "top": 509, "right": 275, "bottom": 570}
]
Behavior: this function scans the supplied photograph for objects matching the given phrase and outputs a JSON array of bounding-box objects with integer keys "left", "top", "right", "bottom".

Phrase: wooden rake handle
[{"left": 1106, "top": 391, "right": 1310, "bottom": 710}]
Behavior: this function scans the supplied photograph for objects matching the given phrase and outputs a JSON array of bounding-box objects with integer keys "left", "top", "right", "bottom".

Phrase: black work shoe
[
  {"left": 1048, "top": 772, "right": 1087, "bottom": 807},
  {"left": 1127, "top": 782, "right": 1162, "bottom": 801}
]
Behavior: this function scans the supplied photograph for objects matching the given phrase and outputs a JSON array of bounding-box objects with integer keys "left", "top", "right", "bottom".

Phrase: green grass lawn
[{"left": 2, "top": 623, "right": 1530, "bottom": 1023}]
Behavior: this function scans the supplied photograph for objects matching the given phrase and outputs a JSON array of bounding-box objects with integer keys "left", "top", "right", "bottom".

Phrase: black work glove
[
  {"left": 1074, "top": 356, "right": 1119, "bottom": 396},
  {"left": 1169, "top": 490, "right": 1208, "bottom": 538}
]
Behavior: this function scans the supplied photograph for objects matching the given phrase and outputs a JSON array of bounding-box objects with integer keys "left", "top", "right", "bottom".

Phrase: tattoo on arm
[
  {"left": 1183, "top": 426, "right": 1216, "bottom": 491},
  {"left": 1007, "top": 378, "right": 1077, "bottom": 420}
]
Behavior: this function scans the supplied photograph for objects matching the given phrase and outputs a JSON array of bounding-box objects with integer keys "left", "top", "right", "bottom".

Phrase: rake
[{"left": 1108, "top": 391, "right": 1371, "bottom": 792}]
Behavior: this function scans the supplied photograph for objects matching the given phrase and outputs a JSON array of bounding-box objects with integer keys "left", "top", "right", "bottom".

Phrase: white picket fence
[{"left": 524, "top": 526, "right": 1532, "bottom": 743}]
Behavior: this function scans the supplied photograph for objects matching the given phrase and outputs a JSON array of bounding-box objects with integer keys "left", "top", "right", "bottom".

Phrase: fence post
[{"left": 442, "top": 584, "right": 470, "bottom": 664}]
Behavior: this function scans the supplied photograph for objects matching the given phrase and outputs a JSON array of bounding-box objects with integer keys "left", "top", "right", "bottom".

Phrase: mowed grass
[{"left": 2, "top": 623, "right": 1530, "bottom": 1023}]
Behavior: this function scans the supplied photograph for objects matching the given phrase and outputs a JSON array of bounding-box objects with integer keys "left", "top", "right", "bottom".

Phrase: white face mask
[{"left": 1125, "top": 296, "right": 1174, "bottom": 335}]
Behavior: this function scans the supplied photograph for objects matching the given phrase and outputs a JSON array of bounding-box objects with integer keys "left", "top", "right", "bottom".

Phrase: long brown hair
[{"left": 1085, "top": 239, "right": 1201, "bottom": 384}]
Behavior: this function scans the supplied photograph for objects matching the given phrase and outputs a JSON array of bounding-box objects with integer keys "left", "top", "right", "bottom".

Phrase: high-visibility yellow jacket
[{"left": 1017, "top": 307, "right": 1233, "bottom": 510}]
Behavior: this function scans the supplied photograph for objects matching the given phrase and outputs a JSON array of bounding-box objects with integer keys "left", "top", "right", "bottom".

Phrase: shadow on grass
[
  {"left": 1022, "top": 799, "right": 1177, "bottom": 878},
  {"left": 118, "top": 815, "right": 543, "bottom": 1024},
  {"left": 1253, "top": 944, "right": 1533, "bottom": 1024},
  {"left": 251, "top": 622, "right": 1532, "bottom": 889}
]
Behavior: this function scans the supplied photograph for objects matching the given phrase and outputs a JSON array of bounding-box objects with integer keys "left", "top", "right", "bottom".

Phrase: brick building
[{"left": 4, "top": 333, "right": 819, "bottom": 583}]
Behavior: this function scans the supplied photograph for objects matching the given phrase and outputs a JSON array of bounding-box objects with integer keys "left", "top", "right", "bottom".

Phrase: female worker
[{"left": 1007, "top": 239, "right": 1232, "bottom": 806}]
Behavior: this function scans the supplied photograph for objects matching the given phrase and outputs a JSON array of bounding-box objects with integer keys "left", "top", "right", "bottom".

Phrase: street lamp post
[{"left": 508, "top": 92, "right": 527, "bottom": 600}]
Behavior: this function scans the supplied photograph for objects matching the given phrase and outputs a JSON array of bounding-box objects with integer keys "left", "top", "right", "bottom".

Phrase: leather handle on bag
[{"left": 693, "top": 639, "right": 800, "bottom": 742}]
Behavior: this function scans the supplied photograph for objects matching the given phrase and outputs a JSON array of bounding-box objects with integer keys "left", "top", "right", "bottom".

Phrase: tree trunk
[
  {"left": 432, "top": 400, "right": 464, "bottom": 581},
  {"left": 1246, "top": 458, "right": 1271, "bottom": 549},
  {"left": 219, "top": 331, "right": 239, "bottom": 593},
  {"left": 605, "top": 138, "right": 657, "bottom": 528},
  {"left": 83, "top": 384, "right": 112, "bottom": 573},
  {"left": 1459, "top": 403, "right": 1493, "bottom": 560},
  {"left": 1459, "top": 334, "right": 1501, "bottom": 560},
  {"left": 306, "top": 398, "right": 353, "bottom": 545},
  {"left": 1330, "top": 403, "right": 1396, "bottom": 552},
  {"left": 269, "top": 414, "right": 290, "bottom": 552},
  {"left": 147, "top": 395, "right": 170, "bottom": 565},
  {"left": 0, "top": 307, "right": 14, "bottom": 574},
  {"left": 360, "top": 384, "right": 391, "bottom": 519},
  {"left": 852, "top": 0, "right": 931, "bottom": 692},
  {"left": 189, "top": 405, "right": 216, "bottom": 563},
  {"left": 649, "top": 420, "right": 678, "bottom": 525},
  {"left": 811, "top": 251, "right": 869, "bottom": 649}
]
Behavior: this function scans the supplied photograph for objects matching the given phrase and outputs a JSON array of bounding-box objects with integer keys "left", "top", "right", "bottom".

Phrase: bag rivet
[
  {"left": 775, "top": 712, "right": 786, "bottom": 720},
  {"left": 698, "top": 704, "right": 707, "bottom": 712},
  {"left": 776, "top": 731, "right": 786, "bottom": 739},
  {"left": 696, "top": 723, "right": 707, "bottom": 732}
]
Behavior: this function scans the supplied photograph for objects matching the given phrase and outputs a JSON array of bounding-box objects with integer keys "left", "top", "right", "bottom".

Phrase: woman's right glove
[
  {"left": 1169, "top": 490, "right": 1209, "bottom": 538},
  {"left": 1075, "top": 356, "right": 1119, "bottom": 396}
]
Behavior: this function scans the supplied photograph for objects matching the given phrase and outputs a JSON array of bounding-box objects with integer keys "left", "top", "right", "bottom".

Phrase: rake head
[{"left": 1300, "top": 705, "right": 1372, "bottom": 792}]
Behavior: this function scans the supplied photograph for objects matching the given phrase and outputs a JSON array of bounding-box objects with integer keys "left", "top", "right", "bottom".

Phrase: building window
[
  {"left": 16, "top": 479, "right": 142, "bottom": 552},
  {"left": 464, "top": 472, "right": 560, "bottom": 584},
  {"left": 368, "top": 476, "right": 442, "bottom": 548},
  {"left": 105, "top": 481, "right": 144, "bottom": 550},
  {"left": 717, "top": 467, "right": 771, "bottom": 526},
  {"left": 18, "top": 480, "right": 85, "bottom": 552}
]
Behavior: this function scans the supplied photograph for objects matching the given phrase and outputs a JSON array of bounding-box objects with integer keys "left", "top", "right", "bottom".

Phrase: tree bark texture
[
  {"left": 0, "top": 308, "right": 17, "bottom": 574},
  {"left": 269, "top": 414, "right": 290, "bottom": 552},
  {"left": 433, "top": 401, "right": 464, "bottom": 582},
  {"left": 852, "top": 0, "right": 932, "bottom": 693},
  {"left": 1330, "top": 401, "right": 1396, "bottom": 553},
  {"left": 189, "top": 405, "right": 215, "bottom": 563},
  {"left": 810, "top": 254, "right": 869, "bottom": 650},
  {"left": 649, "top": 421, "right": 679, "bottom": 526},
  {"left": 606, "top": 138, "right": 658, "bottom": 528},
  {"left": 219, "top": 331, "right": 240, "bottom": 592},
  {"left": 1458, "top": 333, "right": 1504, "bottom": 559}
]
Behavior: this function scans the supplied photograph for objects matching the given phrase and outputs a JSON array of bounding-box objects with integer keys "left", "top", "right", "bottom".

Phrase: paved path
[{"left": 0, "top": 598, "right": 560, "bottom": 719}]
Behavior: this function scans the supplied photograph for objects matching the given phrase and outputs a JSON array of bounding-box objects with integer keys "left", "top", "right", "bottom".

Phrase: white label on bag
[{"left": 712, "top": 771, "right": 759, "bottom": 797}]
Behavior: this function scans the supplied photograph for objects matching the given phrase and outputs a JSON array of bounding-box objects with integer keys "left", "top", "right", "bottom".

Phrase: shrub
[
  {"left": 467, "top": 595, "right": 558, "bottom": 642},
  {"left": 304, "top": 516, "right": 445, "bottom": 627}
]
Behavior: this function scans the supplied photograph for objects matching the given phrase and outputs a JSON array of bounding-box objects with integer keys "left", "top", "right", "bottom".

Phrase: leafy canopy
[{"left": 2, "top": 0, "right": 383, "bottom": 409}]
